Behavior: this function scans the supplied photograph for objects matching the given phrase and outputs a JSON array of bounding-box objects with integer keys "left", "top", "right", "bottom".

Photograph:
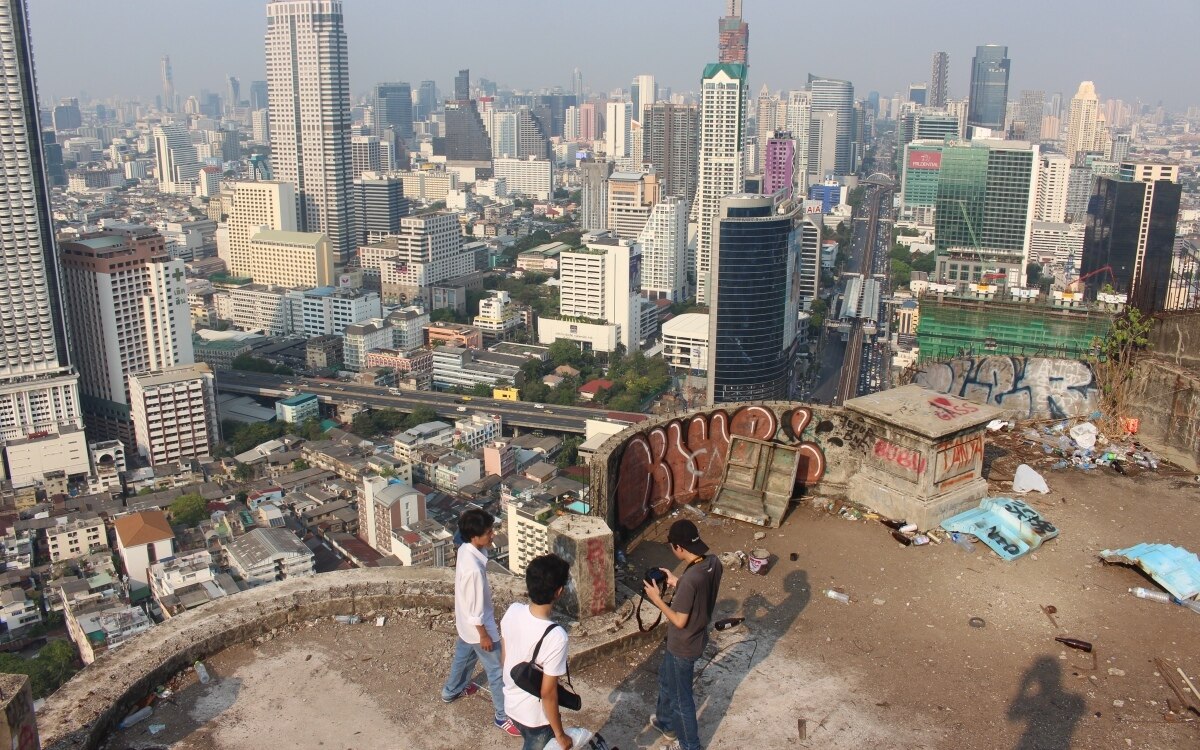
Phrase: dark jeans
[
  {"left": 512, "top": 718, "right": 555, "bottom": 750},
  {"left": 656, "top": 648, "right": 701, "bottom": 750}
]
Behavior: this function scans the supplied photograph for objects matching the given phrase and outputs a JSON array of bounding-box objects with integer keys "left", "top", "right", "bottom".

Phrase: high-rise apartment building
[
  {"left": 631, "top": 74, "right": 656, "bottom": 123},
  {"left": 515, "top": 107, "right": 550, "bottom": 159},
  {"left": 763, "top": 134, "right": 796, "bottom": 197},
  {"left": 637, "top": 197, "right": 689, "bottom": 303},
  {"left": 485, "top": 110, "right": 518, "bottom": 159},
  {"left": 152, "top": 122, "right": 200, "bottom": 195},
  {"left": 415, "top": 80, "right": 437, "bottom": 122},
  {"left": 930, "top": 52, "right": 949, "bottom": 108},
  {"left": 0, "top": 0, "right": 90, "bottom": 486},
  {"left": 966, "top": 45, "right": 1010, "bottom": 134},
  {"left": 578, "top": 102, "right": 599, "bottom": 142},
  {"left": 129, "top": 364, "right": 219, "bottom": 467},
  {"left": 934, "top": 139, "right": 1038, "bottom": 286},
  {"left": 246, "top": 230, "right": 334, "bottom": 288},
  {"left": 1065, "top": 81, "right": 1106, "bottom": 165},
  {"left": 604, "top": 101, "right": 631, "bottom": 158},
  {"left": 807, "top": 75, "right": 855, "bottom": 177},
  {"left": 692, "top": 62, "right": 748, "bottom": 304},
  {"left": 443, "top": 69, "right": 492, "bottom": 168},
  {"left": 360, "top": 212, "right": 472, "bottom": 304},
  {"left": 372, "top": 81, "right": 413, "bottom": 140},
  {"left": 1035, "top": 153, "right": 1071, "bottom": 223},
  {"left": 1082, "top": 162, "right": 1182, "bottom": 313},
  {"left": 580, "top": 159, "right": 613, "bottom": 232},
  {"left": 350, "top": 135, "right": 381, "bottom": 179},
  {"left": 717, "top": 0, "right": 749, "bottom": 65},
  {"left": 606, "top": 170, "right": 660, "bottom": 238},
  {"left": 221, "top": 180, "right": 298, "bottom": 279},
  {"left": 60, "top": 230, "right": 194, "bottom": 447},
  {"left": 492, "top": 157, "right": 553, "bottom": 200},
  {"left": 265, "top": 0, "right": 356, "bottom": 264},
  {"left": 641, "top": 103, "right": 699, "bottom": 208},
  {"left": 160, "top": 55, "right": 174, "bottom": 112},
  {"left": 354, "top": 172, "right": 410, "bottom": 242},
  {"left": 808, "top": 110, "right": 840, "bottom": 182},
  {"left": 756, "top": 88, "right": 786, "bottom": 173},
  {"left": 785, "top": 90, "right": 812, "bottom": 191},
  {"left": 796, "top": 215, "right": 822, "bottom": 311},
  {"left": 1016, "top": 90, "right": 1045, "bottom": 143},
  {"left": 707, "top": 194, "right": 802, "bottom": 404},
  {"left": 555, "top": 236, "right": 642, "bottom": 351}
]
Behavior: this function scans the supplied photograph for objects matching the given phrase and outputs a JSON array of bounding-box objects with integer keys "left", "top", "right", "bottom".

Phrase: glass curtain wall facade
[{"left": 966, "top": 45, "right": 1010, "bottom": 132}]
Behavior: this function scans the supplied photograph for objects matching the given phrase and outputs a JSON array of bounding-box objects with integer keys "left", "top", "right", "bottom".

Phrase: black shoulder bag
[{"left": 510, "top": 623, "right": 582, "bottom": 711}]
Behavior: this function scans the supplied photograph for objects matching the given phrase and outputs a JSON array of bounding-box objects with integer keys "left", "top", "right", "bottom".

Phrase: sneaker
[
  {"left": 650, "top": 715, "right": 678, "bottom": 741},
  {"left": 441, "top": 683, "right": 479, "bottom": 703},
  {"left": 660, "top": 741, "right": 683, "bottom": 750},
  {"left": 495, "top": 717, "right": 521, "bottom": 737}
]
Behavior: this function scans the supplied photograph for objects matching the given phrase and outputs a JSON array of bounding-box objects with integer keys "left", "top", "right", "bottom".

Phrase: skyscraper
[
  {"left": 580, "top": 159, "right": 614, "bottom": 232},
  {"left": 265, "top": 0, "right": 357, "bottom": 264},
  {"left": 929, "top": 51, "right": 949, "bottom": 108},
  {"left": 227, "top": 75, "right": 241, "bottom": 111},
  {"left": 763, "top": 133, "right": 796, "bottom": 197},
  {"left": 692, "top": 62, "right": 748, "bottom": 304},
  {"left": 0, "top": 0, "right": 90, "bottom": 485},
  {"left": 160, "top": 55, "right": 174, "bottom": 112},
  {"left": 637, "top": 196, "right": 690, "bottom": 302},
  {"left": 572, "top": 67, "right": 583, "bottom": 102},
  {"left": 641, "top": 102, "right": 700, "bottom": 207},
  {"left": 1016, "top": 90, "right": 1045, "bottom": 143},
  {"left": 707, "top": 194, "right": 802, "bottom": 404},
  {"left": 785, "top": 90, "right": 812, "bottom": 190},
  {"left": 1082, "top": 162, "right": 1182, "bottom": 314},
  {"left": 807, "top": 75, "right": 854, "bottom": 176},
  {"left": 222, "top": 180, "right": 299, "bottom": 278},
  {"left": 966, "top": 45, "right": 1010, "bottom": 134},
  {"left": 605, "top": 101, "right": 631, "bottom": 158},
  {"left": 249, "top": 80, "right": 268, "bottom": 110},
  {"left": 415, "top": 80, "right": 438, "bottom": 122},
  {"left": 756, "top": 87, "right": 785, "bottom": 173},
  {"left": 631, "top": 74, "right": 656, "bottom": 123},
  {"left": 1065, "top": 81, "right": 1106, "bottom": 164},
  {"left": 373, "top": 81, "right": 413, "bottom": 140},
  {"left": 718, "top": 0, "right": 749, "bottom": 65},
  {"left": 152, "top": 122, "right": 200, "bottom": 195},
  {"left": 443, "top": 69, "right": 492, "bottom": 167}
]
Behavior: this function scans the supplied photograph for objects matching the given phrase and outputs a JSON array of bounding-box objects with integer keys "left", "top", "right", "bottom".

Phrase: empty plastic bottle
[
  {"left": 119, "top": 706, "right": 153, "bottom": 729},
  {"left": 824, "top": 589, "right": 851, "bottom": 604},
  {"left": 194, "top": 660, "right": 210, "bottom": 685},
  {"left": 1130, "top": 586, "right": 1172, "bottom": 603},
  {"left": 950, "top": 532, "right": 976, "bottom": 553}
]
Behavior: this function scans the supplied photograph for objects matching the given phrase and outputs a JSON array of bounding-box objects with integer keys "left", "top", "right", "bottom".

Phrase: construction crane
[{"left": 1065, "top": 264, "right": 1113, "bottom": 293}]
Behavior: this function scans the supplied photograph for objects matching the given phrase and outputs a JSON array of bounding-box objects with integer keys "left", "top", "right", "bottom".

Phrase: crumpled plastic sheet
[{"left": 1099, "top": 543, "right": 1200, "bottom": 602}]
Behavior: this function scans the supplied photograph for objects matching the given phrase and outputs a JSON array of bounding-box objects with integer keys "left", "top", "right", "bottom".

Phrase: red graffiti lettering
[
  {"left": 929, "top": 396, "right": 979, "bottom": 421},
  {"left": 872, "top": 438, "right": 928, "bottom": 474},
  {"left": 584, "top": 538, "right": 610, "bottom": 616},
  {"left": 937, "top": 435, "right": 984, "bottom": 477}
]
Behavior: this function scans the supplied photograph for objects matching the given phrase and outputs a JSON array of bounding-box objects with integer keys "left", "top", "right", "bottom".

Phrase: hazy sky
[{"left": 28, "top": 0, "right": 1200, "bottom": 111}]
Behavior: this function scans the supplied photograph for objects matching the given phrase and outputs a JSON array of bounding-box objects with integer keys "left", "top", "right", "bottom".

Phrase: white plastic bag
[
  {"left": 1012, "top": 463, "right": 1050, "bottom": 494},
  {"left": 1068, "top": 423, "right": 1098, "bottom": 450},
  {"left": 543, "top": 727, "right": 608, "bottom": 750}
]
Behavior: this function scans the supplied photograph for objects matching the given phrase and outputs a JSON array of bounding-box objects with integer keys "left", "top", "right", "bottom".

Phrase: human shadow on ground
[
  {"left": 1007, "top": 656, "right": 1086, "bottom": 750},
  {"left": 597, "top": 566, "right": 811, "bottom": 748}
]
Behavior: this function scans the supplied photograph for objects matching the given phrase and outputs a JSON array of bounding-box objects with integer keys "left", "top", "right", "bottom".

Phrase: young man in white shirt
[
  {"left": 441, "top": 509, "right": 521, "bottom": 738},
  {"left": 501, "top": 554, "right": 574, "bottom": 750}
]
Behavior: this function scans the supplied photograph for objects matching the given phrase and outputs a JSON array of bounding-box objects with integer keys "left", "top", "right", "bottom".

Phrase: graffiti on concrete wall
[
  {"left": 614, "top": 405, "right": 826, "bottom": 530},
  {"left": 914, "top": 357, "right": 1098, "bottom": 419},
  {"left": 4, "top": 675, "right": 39, "bottom": 750},
  {"left": 934, "top": 434, "right": 985, "bottom": 485},
  {"left": 873, "top": 438, "right": 927, "bottom": 476}
]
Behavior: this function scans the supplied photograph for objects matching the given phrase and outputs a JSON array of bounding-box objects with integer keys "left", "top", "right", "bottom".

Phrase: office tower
[
  {"left": 515, "top": 107, "right": 550, "bottom": 159},
  {"left": 692, "top": 62, "right": 748, "bottom": 304},
  {"left": 563, "top": 106, "right": 580, "bottom": 142},
  {"left": 756, "top": 87, "right": 785, "bottom": 173},
  {"left": 580, "top": 159, "right": 613, "bottom": 232},
  {"left": 373, "top": 81, "right": 413, "bottom": 140},
  {"left": 251, "top": 108, "right": 270, "bottom": 143},
  {"left": 1047, "top": 92, "right": 1063, "bottom": 122},
  {"left": 572, "top": 68, "right": 583, "bottom": 101},
  {"left": 246, "top": 230, "right": 334, "bottom": 288},
  {"left": 484, "top": 109, "right": 517, "bottom": 158},
  {"left": 631, "top": 74, "right": 656, "bottom": 123},
  {"left": 637, "top": 196, "right": 689, "bottom": 302},
  {"left": 443, "top": 69, "right": 492, "bottom": 166},
  {"left": 909, "top": 84, "right": 927, "bottom": 105},
  {"left": 808, "top": 110, "right": 840, "bottom": 181},
  {"left": 415, "top": 80, "right": 437, "bottom": 122},
  {"left": 1107, "top": 132, "right": 1131, "bottom": 164},
  {"left": 900, "top": 140, "right": 945, "bottom": 225},
  {"left": 161, "top": 55, "right": 174, "bottom": 112},
  {"left": 354, "top": 172, "right": 410, "bottom": 242},
  {"left": 222, "top": 180, "right": 298, "bottom": 278},
  {"left": 41, "top": 130, "right": 66, "bottom": 186},
  {"left": 718, "top": 0, "right": 749, "bottom": 65},
  {"left": 607, "top": 170, "right": 660, "bottom": 238},
  {"left": 578, "top": 102, "right": 599, "bottom": 142},
  {"left": 807, "top": 74, "right": 854, "bottom": 176},
  {"left": 154, "top": 124, "right": 200, "bottom": 195},
  {"left": 351, "top": 135, "right": 381, "bottom": 178},
  {"left": 59, "top": 229, "right": 194, "bottom": 447},
  {"left": 52, "top": 98, "right": 81, "bottom": 131},
  {"left": 796, "top": 215, "right": 821, "bottom": 310},
  {"left": 1017, "top": 90, "right": 1045, "bottom": 143},
  {"left": 1065, "top": 81, "right": 1106, "bottom": 164},
  {"left": 930, "top": 51, "right": 949, "bottom": 108},
  {"left": 265, "top": 0, "right": 356, "bottom": 265},
  {"left": 129, "top": 364, "right": 219, "bottom": 466},
  {"left": 556, "top": 238, "right": 642, "bottom": 351},
  {"left": 1082, "top": 162, "right": 1182, "bottom": 314},
  {"left": 605, "top": 101, "right": 631, "bottom": 158},
  {"left": 763, "top": 133, "right": 796, "bottom": 197},
  {"left": 0, "top": 0, "right": 89, "bottom": 485},
  {"left": 946, "top": 97, "right": 970, "bottom": 138},
  {"left": 1035, "top": 153, "right": 1070, "bottom": 223},
  {"left": 707, "top": 194, "right": 802, "bottom": 404},
  {"left": 934, "top": 139, "right": 1038, "bottom": 285},
  {"left": 642, "top": 103, "right": 699, "bottom": 207},
  {"left": 966, "top": 45, "right": 1010, "bottom": 134},
  {"left": 249, "top": 80, "right": 268, "bottom": 110},
  {"left": 227, "top": 75, "right": 241, "bottom": 111},
  {"left": 897, "top": 109, "right": 959, "bottom": 149},
  {"left": 785, "top": 90, "right": 812, "bottom": 191}
]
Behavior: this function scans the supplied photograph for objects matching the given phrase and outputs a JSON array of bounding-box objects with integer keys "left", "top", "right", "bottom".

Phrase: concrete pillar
[
  {"left": 0, "top": 673, "right": 39, "bottom": 750},
  {"left": 548, "top": 515, "right": 615, "bottom": 620}
]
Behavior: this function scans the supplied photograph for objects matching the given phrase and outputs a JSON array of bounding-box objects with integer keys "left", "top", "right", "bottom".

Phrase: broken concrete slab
[{"left": 1100, "top": 543, "right": 1200, "bottom": 602}]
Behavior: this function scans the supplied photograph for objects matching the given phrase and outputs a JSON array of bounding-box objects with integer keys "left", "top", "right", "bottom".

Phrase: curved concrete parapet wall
[{"left": 39, "top": 568, "right": 524, "bottom": 750}]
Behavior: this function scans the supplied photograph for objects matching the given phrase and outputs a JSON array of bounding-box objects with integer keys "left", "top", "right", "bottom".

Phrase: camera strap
[{"left": 636, "top": 592, "right": 663, "bottom": 633}]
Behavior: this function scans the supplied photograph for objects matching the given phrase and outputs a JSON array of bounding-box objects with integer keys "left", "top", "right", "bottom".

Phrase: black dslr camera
[{"left": 644, "top": 567, "right": 668, "bottom": 594}]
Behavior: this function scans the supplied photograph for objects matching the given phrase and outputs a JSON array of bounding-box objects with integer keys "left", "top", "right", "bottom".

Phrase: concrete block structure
[{"left": 548, "top": 514, "right": 615, "bottom": 619}]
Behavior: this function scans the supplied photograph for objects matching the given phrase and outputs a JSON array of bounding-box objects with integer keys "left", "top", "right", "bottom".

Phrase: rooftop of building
[
  {"left": 249, "top": 229, "right": 325, "bottom": 246},
  {"left": 662, "top": 311, "right": 710, "bottom": 338},
  {"left": 224, "top": 526, "right": 310, "bottom": 567},
  {"left": 112, "top": 510, "right": 174, "bottom": 548},
  {"left": 131, "top": 362, "right": 212, "bottom": 387}
]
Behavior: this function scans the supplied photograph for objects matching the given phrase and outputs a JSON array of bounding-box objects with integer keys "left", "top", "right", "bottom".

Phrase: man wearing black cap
[{"left": 642, "top": 518, "right": 724, "bottom": 750}]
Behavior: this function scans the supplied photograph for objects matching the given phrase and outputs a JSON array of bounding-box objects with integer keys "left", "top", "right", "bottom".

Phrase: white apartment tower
[
  {"left": 691, "top": 62, "right": 748, "bottom": 304},
  {"left": 350, "top": 135, "right": 382, "bottom": 179},
  {"left": 0, "top": 0, "right": 90, "bottom": 485},
  {"left": 152, "top": 122, "right": 201, "bottom": 195},
  {"left": 637, "top": 196, "right": 690, "bottom": 302},
  {"left": 1036, "top": 153, "right": 1071, "bottom": 223},
  {"left": 265, "top": 0, "right": 357, "bottom": 264},
  {"left": 558, "top": 237, "right": 642, "bottom": 351},
  {"left": 129, "top": 364, "right": 219, "bottom": 466},
  {"left": 222, "top": 180, "right": 298, "bottom": 279},
  {"left": 59, "top": 230, "right": 195, "bottom": 446},
  {"left": 1065, "top": 81, "right": 1106, "bottom": 165},
  {"left": 631, "top": 74, "right": 657, "bottom": 123},
  {"left": 605, "top": 101, "right": 631, "bottom": 158},
  {"left": 785, "top": 90, "right": 812, "bottom": 192},
  {"left": 756, "top": 87, "right": 785, "bottom": 173}
]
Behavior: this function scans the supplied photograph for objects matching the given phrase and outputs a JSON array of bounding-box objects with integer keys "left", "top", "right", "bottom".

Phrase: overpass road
[{"left": 217, "top": 372, "right": 646, "bottom": 435}]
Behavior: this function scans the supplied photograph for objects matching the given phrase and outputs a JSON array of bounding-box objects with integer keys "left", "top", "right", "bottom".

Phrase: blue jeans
[
  {"left": 513, "top": 719, "right": 555, "bottom": 750},
  {"left": 656, "top": 648, "right": 701, "bottom": 750},
  {"left": 441, "top": 636, "right": 506, "bottom": 722}
]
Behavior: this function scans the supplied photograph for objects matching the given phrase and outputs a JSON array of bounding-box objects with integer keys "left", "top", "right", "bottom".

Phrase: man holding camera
[{"left": 642, "top": 519, "right": 724, "bottom": 750}]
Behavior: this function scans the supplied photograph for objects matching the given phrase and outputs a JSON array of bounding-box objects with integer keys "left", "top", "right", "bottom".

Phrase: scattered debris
[
  {"left": 748, "top": 548, "right": 770, "bottom": 574},
  {"left": 1155, "top": 657, "right": 1200, "bottom": 715},
  {"left": 987, "top": 419, "right": 1011, "bottom": 432},
  {"left": 334, "top": 615, "right": 361, "bottom": 625},
  {"left": 1016, "top": 422, "right": 1161, "bottom": 474},
  {"left": 1069, "top": 422, "right": 1099, "bottom": 450},
  {"left": 1012, "top": 464, "right": 1050, "bottom": 494},
  {"left": 118, "top": 706, "right": 153, "bottom": 729},
  {"left": 788, "top": 552, "right": 799, "bottom": 562},
  {"left": 1055, "top": 636, "right": 1093, "bottom": 653},
  {"left": 375, "top": 615, "right": 387, "bottom": 627},
  {"left": 753, "top": 531, "right": 766, "bottom": 541},
  {"left": 148, "top": 724, "right": 167, "bottom": 735},
  {"left": 824, "top": 589, "right": 851, "bottom": 604},
  {"left": 968, "top": 617, "right": 986, "bottom": 628},
  {"left": 1041, "top": 605, "right": 1060, "bottom": 629},
  {"left": 797, "top": 718, "right": 807, "bottom": 740},
  {"left": 1099, "top": 544, "right": 1200, "bottom": 602},
  {"left": 941, "top": 498, "right": 1059, "bottom": 561},
  {"left": 194, "top": 660, "right": 210, "bottom": 685}
]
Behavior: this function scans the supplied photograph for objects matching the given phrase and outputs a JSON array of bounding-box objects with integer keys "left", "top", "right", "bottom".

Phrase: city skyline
[{"left": 28, "top": 0, "right": 1200, "bottom": 111}]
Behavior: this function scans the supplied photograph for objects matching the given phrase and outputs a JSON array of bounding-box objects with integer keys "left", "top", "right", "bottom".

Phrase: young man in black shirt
[{"left": 641, "top": 519, "right": 724, "bottom": 750}]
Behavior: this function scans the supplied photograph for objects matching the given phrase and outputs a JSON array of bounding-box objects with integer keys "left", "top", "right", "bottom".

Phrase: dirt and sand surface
[{"left": 105, "top": 434, "right": 1199, "bottom": 749}]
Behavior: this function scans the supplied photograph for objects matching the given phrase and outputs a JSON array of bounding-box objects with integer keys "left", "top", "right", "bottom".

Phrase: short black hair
[
  {"left": 525, "top": 554, "right": 570, "bottom": 605},
  {"left": 458, "top": 509, "right": 494, "bottom": 543}
]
